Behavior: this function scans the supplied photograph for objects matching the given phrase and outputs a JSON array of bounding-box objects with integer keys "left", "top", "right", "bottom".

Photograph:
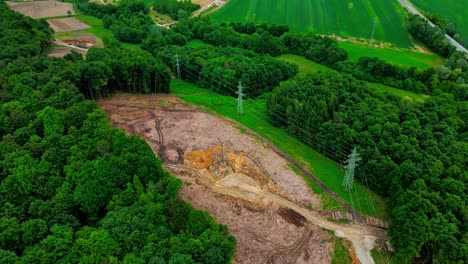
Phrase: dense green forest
[
  {"left": 153, "top": 0, "right": 200, "bottom": 21},
  {"left": 1, "top": 0, "right": 467, "bottom": 263},
  {"left": 0, "top": 2, "right": 236, "bottom": 263}
]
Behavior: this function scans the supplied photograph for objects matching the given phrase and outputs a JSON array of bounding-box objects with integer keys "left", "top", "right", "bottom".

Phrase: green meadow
[
  {"left": 338, "top": 41, "right": 443, "bottom": 69},
  {"left": 411, "top": 0, "right": 468, "bottom": 44},
  {"left": 211, "top": 0, "right": 413, "bottom": 47}
]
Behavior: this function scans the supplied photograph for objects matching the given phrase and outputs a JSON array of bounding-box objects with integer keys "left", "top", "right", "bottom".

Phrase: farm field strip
[
  {"left": 338, "top": 41, "right": 443, "bottom": 69},
  {"left": 211, "top": 0, "right": 414, "bottom": 47},
  {"left": 277, "top": 54, "right": 429, "bottom": 102}
]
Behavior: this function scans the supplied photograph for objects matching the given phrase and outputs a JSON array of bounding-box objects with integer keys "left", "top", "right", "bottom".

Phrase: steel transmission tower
[
  {"left": 175, "top": 53, "right": 181, "bottom": 80},
  {"left": 236, "top": 81, "right": 245, "bottom": 115},
  {"left": 343, "top": 147, "right": 361, "bottom": 191}
]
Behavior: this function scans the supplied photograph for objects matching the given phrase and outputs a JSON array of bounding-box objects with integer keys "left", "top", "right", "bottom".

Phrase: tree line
[
  {"left": 153, "top": 0, "right": 200, "bottom": 21},
  {"left": 408, "top": 14, "right": 456, "bottom": 57},
  {"left": 155, "top": 45, "right": 298, "bottom": 98},
  {"left": 0, "top": 2, "right": 236, "bottom": 263}
]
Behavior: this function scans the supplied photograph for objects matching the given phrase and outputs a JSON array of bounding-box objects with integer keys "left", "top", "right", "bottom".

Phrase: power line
[
  {"left": 178, "top": 63, "right": 352, "bottom": 161},
  {"left": 178, "top": 61, "right": 352, "bottom": 160}
]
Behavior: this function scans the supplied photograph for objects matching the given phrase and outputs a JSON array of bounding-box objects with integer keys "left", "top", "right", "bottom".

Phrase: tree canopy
[{"left": 0, "top": 2, "right": 235, "bottom": 263}]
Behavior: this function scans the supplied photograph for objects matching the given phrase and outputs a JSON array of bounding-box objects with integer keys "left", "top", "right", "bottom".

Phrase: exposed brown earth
[
  {"left": 47, "top": 17, "right": 90, "bottom": 33},
  {"left": 6, "top": 0, "right": 75, "bottom": 19},
  {"left": 99, "top": 93, "right": 387, "bottom": 264}
]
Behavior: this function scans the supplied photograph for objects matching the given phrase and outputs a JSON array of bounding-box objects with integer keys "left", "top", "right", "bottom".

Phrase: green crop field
[
  {"left": 339, "top": 41, "right": 443, "bottom": 69},
  {"left": 411, "top": 0, "right": 468, "bottom": 44},
  {"left": 211, "top": 0, "right": 413, "bottom": 47},
  {"left": 171, "top": 80, "right": 388, "bottom": 219},
  {"left": 277, "top": 54, "right": 429, "bottom": 102}
]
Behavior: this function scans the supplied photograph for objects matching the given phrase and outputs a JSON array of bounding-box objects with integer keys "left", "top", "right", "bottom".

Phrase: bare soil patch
[
  {"left": 6, "top": 0, "right": 75, "bottom": 19},
  {"left": 99, "top": 93, "right": 388, "bottom": 264},
  {"left": 47, "top": 17, "right": 90, "bottom": 33}
]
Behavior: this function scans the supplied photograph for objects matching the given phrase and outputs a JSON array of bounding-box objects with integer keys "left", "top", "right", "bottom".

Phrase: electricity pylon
[
  {"left": 236, "top": 81, "right": 245, "bottom": 115},
  {"left": 343, "top": 147, "right": 361, "bottom": 191},
  {"left": 175, "top": 53, "right": 181, "bottom": 80}
]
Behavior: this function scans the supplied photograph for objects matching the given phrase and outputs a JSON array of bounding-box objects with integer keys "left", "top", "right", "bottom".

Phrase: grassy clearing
[
  {"left": 211, "top": 0, "right": 413, "bottom": 47},
  {"left": 331, "top": 238, "right": 353, "bottom": 264},
  {"left": 74, "top": 15, "right": 140, "bottom": 50},
  {"left": 368, "top": 82, "right": 428, "bottom": 103},
  {"left": 371, "top": 239, "right": 396, "bottom": 264},
  {"left": 149, "top": 8, "right": 174, "bottom": 25},
  {"left": 288, "top": 163, "right": 343, "bottom": 212},
  {"left": 171, "top": 80, "right": 388, "bottom": 219},
  {"left": 186, "top": 39, "right": 211, "bottom": 48},
  {"left": 277, "top": 54, "right": 428, "bottom": 103},
  {"left": 339, "top": 41, "right": 443, "bottom": 69},
  {"left": 411, "top": 0, "right": 468, "bottom": 44}
]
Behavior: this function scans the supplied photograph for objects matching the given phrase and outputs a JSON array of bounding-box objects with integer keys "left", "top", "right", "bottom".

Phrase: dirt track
[{"left": 99, "top": 93, "right": 387, "bottom": 263}]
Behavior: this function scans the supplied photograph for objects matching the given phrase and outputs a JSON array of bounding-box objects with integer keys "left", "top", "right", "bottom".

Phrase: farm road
[{"left": 399, "top": 0, "right": 467, "bottom": 53}]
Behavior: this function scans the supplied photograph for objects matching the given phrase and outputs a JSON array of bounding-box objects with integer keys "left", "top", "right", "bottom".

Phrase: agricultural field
[
  {"left": 47, "top": 17, "right": 90, "bottom": 33},
  {"left": 338, "top": 41, "right": 443, "bottom": 69},
  {"left": 5, "top": 0, "right": 74, "bottom": 18},
  {"left": 411, "top": 0, "right": 468, "bottom": 44},
  {"left": 211, "top": 0, "right": 414, "bottom": 47}
]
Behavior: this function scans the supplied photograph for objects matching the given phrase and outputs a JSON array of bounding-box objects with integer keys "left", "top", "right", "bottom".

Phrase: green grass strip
[{"left": 277, "top": 54, "right": 429, "bottom": 103}]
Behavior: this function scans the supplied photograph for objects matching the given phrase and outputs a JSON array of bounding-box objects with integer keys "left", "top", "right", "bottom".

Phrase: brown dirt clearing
[
  {"left": 99, "top": 92, "right": 387, "bottom": 264},
  {"left": 47, "top": 17, "right": 90, "bottom": 33},
  {"left": 6, "top": 0, "right": 75, "bottom": 19}
]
